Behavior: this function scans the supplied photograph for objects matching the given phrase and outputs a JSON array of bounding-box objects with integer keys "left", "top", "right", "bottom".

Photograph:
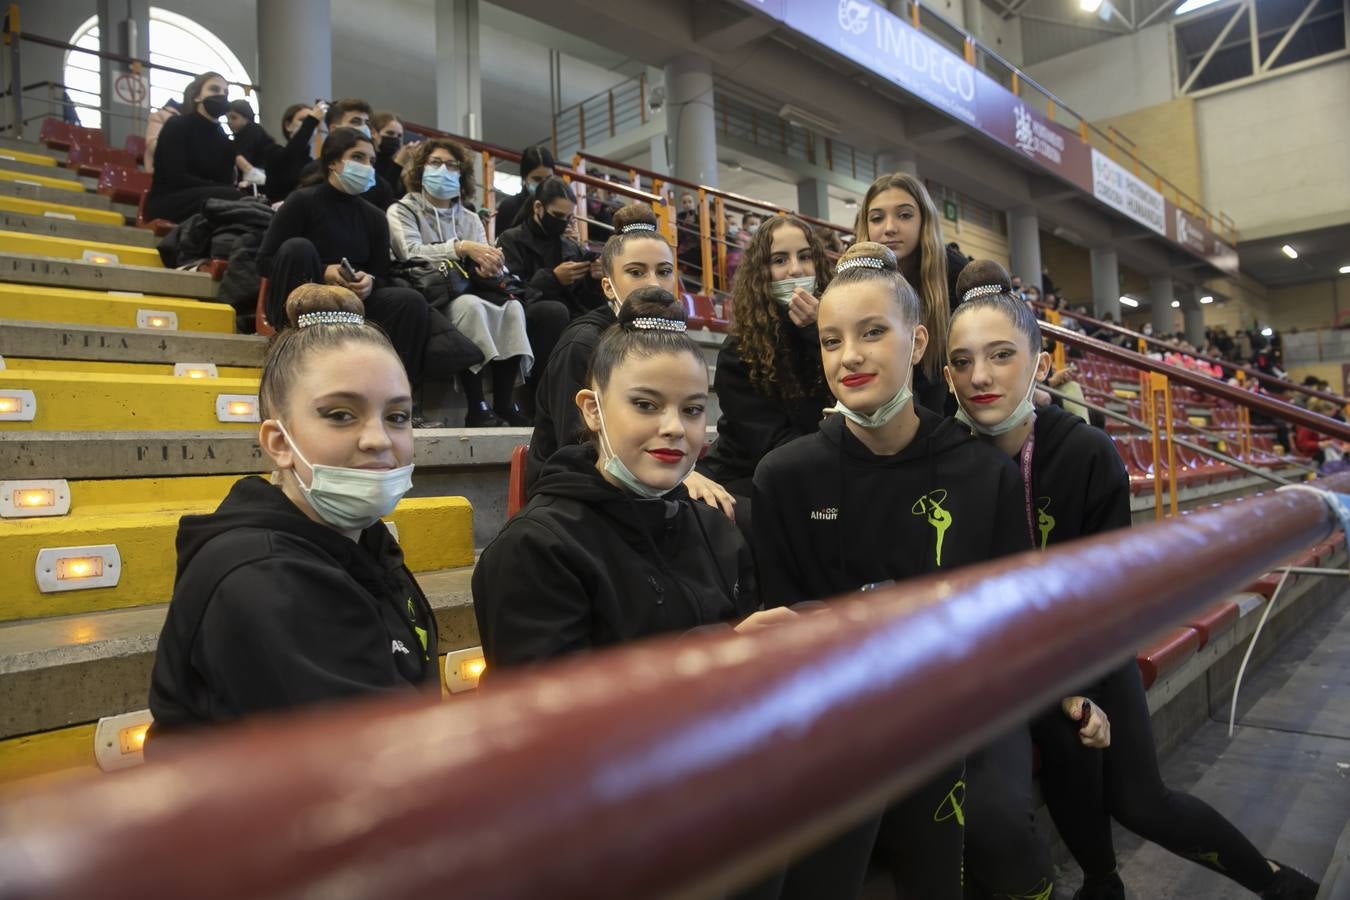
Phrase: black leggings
[
  {"left": 1032, "top": 661, "right": 1275, "bottom": 894},
  {"left": 962, "top": 727, "right": 1054, "bottom": 899}
]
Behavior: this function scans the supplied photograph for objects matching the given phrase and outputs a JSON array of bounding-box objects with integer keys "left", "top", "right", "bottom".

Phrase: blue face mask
[
  {"left": 423, "top": 166, "right": 461, "bottom": 200},
  {"left": 594, "top": 390, "right": 691, "bottom": 499},
  {"left": 335, "top": 159, "right": 375, "bottom": 195},
  {"left": 354, "top": 124, "right": 372, "bottom": 139},
  {"left": 525, "top": 180, "right": 540, "bottom": 196}
]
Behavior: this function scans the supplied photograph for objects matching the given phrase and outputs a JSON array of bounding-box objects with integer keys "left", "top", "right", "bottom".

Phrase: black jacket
[
  {"left": 496, "top": 218, "right": 606, "bottom": 318},
  {"left": 231, "top": 122, "right": 276, "bottom": 168},
  {"left": 262, "top": 115, "right": 320, "bottom": 202},
  {"left": 1028, "top": 403, "right": 1131, "bottom": 549},
  {"left": 699, "top": 328, "right": 833, "bottom": 492},
  {"left": 526, "top": 303, "right": 617, "bottom": 490},
  {"left": 753, "top": 407, "right": 1030, "bottom": 606},
  {"left": 146, "top": 113, "right": 237, "bottom": 216},
  {"left": 473, "top": 443, "right": 758, "bottom": 668},
  {"left": 147, "top": 477, "right": 438, "bottom": 744},
  {"left": 256, "top": 182, "right": 392, "bottom": 285},
  {"left": 496, "top": 190, "right": 530, "bottom": 232}
]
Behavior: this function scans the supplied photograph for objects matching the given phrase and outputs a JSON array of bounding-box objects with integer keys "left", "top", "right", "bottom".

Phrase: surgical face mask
[
  {"left": 769, "top": 275, "right": 815, "bottom": 307},
  {"left": 335, "top": 159, "right": 375, "bottom": 195},
  {"left": 352, "top": 123, "right": 372, "bottom": 139},
  {"left": 277, "top": 421, "right": 414, "bottom": 531},
  {"left": 199, "top": 94, "right": 230, "bottom": 119},
  {"left": 423, "top": 165, "right": 460, "bottom": 200},
  {"left": 594, "top": 390, "right": 690, "bottom": 499},
  {"left": 525, "top": 180, "right": 541, "bottom": 196},
  {"left": 951, "top": 360, "right": 1040, "bottom": 436},
  {"left": 828, "top": 331, "right": 916, "bottom": 429}
]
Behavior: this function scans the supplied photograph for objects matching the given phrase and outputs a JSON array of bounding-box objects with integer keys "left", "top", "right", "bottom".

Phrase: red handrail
[{"left": 0, "top": 476, "right": 1343, "bottom": 899}]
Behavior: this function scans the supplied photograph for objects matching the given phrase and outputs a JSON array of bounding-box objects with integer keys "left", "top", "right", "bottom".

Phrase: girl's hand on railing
[{"left": 1062, "top": 696, "right": 1110, "bottom": 748}]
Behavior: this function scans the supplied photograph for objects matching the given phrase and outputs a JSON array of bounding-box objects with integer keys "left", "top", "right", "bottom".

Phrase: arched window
[{"left": 63, "top": 9, "right": 257, "bottom": 130}]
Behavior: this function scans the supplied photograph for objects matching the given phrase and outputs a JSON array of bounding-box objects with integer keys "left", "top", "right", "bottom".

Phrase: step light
[
  {"left": 94, "top": 710, "right": 153, "bottom": 772},
  {"left": 1, "top": 479, "right": 71, "bottom": 518},
  {"left": 444, "top": 646, "right": 487, "bottom": 693},
  {"left": 1340, "top": 265, "right": 1350, "bottom": 275},
  {"left": 81, "top": 249, "right": 119, "bottom": 265},
  {"left": 1170, "top": 300, "right": 1180, "bottom": 308},
  {"left": 1200, "top": 295, "right": 1214, "bottom": 304},
  {"left": 34, "top": 544, "right": 121, "bottom": 593},
  {"left": 216, "top": 394, "right": 260, "bottom": 423},
  {"left": 136, "top": 309, "right": 178, "bottom": 330},
  {"left": 0, "top": 389, "right": 36, "bottom": 421},
  {"left": 42, "top": 210, "right": 76, "bottom": 221},
  {"left": 1281, "top": 245, "right": 1298, "bottom": 259},
  {"left": 174, "top": 362, "right": 218, "bottom": 379}
]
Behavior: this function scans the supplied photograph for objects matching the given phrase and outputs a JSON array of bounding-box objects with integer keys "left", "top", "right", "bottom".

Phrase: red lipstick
[
  {"left": 970, "top": 394, "right": 1002, "bottom": 405},
  {"left": 646, "top": 448, "right": 686, "bottom": 464},
  {"left": 841, "top": 373, "right": 876, "bottom": 388}
]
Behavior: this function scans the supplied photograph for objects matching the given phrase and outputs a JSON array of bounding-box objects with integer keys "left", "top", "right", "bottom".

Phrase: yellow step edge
[
  {"left": 0, "top": 148, "right": 59, "bottom": 168},
  {"left": 0, "top": 492, "right": 474, "bottom": 621},
  {"left": 0, "top": 283, "right": 234, "bottom": 333},
  {"left": 0, "top": 168, "right": 86, "bottom": 193},
  {"left": 66, "top": 475, "right": 252, "bottom": 513},
  {"left": 6, "top": 358, "right": 260, "bottom": 380},
  {"left": 0, "top": 724, "right": 99, "bottom": 788},
  {"left": 0, "top": 194, "right": 124, "bottom": 225},
  {"left": 0, "top": 229, "right": 162, "bottom": 268},
  {"left": 0, "top": 370, "right": 261, "bottom": 432}
]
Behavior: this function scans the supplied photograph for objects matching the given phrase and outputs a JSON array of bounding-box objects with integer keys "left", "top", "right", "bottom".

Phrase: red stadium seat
[
  {"left": 39, "top": 118, "right": 103, "bottom": 152},
  {"left": 1187, "top": 601, "right": 1239, "bottom": 648},
  {"left": 124, "top": 133, "right": 147, "bottom": 164},
  {"left": 66, "top": 141, "right": 137, "bottom": 177},
  {"left": 1136, "top": 626, "right": 1200, "bottom": 689},
  {"left": 255, "top": 278, "right": 274, "bottom": 337},
  {"left": 198, "top": 259, "right": 230, "bottom": 281},
  {"left": 97, "top": 163, "right": 151, "bottom": 205},
  {"left": 508, "top": 445, "right": 529, "bottom": 518},
  {"left": 136, "top": 189, "right": 175, "bottom": 237}
]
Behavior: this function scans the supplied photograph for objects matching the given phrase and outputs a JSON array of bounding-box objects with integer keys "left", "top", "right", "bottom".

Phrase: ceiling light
[
  {"left": 1080, "top": 0, "right": 1104, "bottom": 10},
  {"left": 777, "top": 104, "right": 839, "bottom": 135},
  {"left": 1170, "top": 300, "right": 1180, "bottom": 308},
  {"left": 1119, "top": 296, "right": 1139, "bottom": 307},
  {"left": 1261, "top": 327, "right": 1274, "bottom": 337},
  {"left": 1339, "top": 265, "right": 1350, "bottom": 275},
  {"left": 1175, "top": 0, "right": 1223, "bottom": 14},
  {"left": 1281, "top": 244, "right": 1299, "bottom": 259},
  {"left": 1200, "top": 295, "right": 1214, "bottom": 304}
]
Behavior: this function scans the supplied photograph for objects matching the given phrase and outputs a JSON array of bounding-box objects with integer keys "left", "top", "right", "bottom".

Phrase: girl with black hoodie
[
  {"left": 495, "top": 175, "right": 607, "bottom": 319},
  {"left": 945, "top": 259, "right": 1319, "bottom": 900},
  {"left": 148, "top": 285, "right": 439, "bottom": 750},
  {"left": 474, "top": 287, "right": 779, "bottom": 669},
  {"left": 753, "top": 242, "right": 1031, "bottom": 900}
]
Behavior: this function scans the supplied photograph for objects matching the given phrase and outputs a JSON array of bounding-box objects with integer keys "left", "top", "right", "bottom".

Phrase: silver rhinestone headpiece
[
  {"left": 631, "top": 317, "right": 688, "bottom": 333},
  {"left": 297, "top": 311, "right": 365, "bottom": 329},
  {"left": 837, "top": 256, "right": 886, "bottom": 272},
  {"left": 621, "top": 223, "right": 658, "bottom": 234},
  {"left": 960, "top": 284, "right": 1005, "bottom": 303}
]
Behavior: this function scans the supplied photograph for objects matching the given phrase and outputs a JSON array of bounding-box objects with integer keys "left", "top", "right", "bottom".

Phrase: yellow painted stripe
[
  {"left": 0, "top": 148, "right": 59, "bottom": 167},
  {"left": 7, "top": 358, "right": 259, "bottom": 380},
  {"left": 0, "top": 229, "right": 161, "bottom": 268},
  {"left": 0, "top": 492, "right": 475, "bottom": 621},
  {"left": 0, "top": 284, "right": 233, "bottom": 333},
  {"left": 0, "top": 168, "right": 87, "bottom": 193},
  {"left": 0, "top": 370, "right": 261, "bottom": 432},
  {"left": 0, "top": 724, "right": 99, "bottom": 787},
  {"left": 69, "top": 475, "right": 250, "bottom": 512},
  {"left": 0, "top": 194, "right": 124, "bottom": 225}
]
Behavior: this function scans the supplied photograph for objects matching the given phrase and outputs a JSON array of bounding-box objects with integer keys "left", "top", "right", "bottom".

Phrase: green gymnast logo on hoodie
[
  {"left": 911, "top": 489, "right": 953, "bottom": 567},
  {"left": 1037, "top": 497, "right": 1056, "bottom": 549}
]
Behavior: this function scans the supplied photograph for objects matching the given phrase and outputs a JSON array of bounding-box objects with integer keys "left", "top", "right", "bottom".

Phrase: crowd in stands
[{"left": 134, "top": 70, "right": 1326, "bottom": 900}]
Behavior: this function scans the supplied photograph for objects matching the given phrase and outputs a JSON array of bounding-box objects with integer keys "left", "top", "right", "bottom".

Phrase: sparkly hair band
[
  {"left": 621, "top": 222, "right": 658, "bottom": 234},
  {"left": 960, "top": 284, "right": 1005, "bottom": 303},
  {"left": 630, "top": 316, "right": 687, "bottom": 333},
  {"left": 837, "top": 256, "right": 887, "bottom": 272},
  {"left": 297, "top": 311, "right": 365, "bottom": 329}
]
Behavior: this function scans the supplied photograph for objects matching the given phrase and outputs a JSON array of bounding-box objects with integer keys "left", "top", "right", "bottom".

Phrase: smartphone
[
  {"left": 338, "top": 257, "right": 357, "bottom": 282},
  {"left": 1080, "top": 699, "right": 1092, "bottom": 728}
]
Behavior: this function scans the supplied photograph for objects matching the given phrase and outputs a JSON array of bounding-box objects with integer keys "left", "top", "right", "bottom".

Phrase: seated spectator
[
  {"left": 144, "top": 71, "right": 246, "bottom": 222},
  {"left": 143, "top": 98, "right": 180, "bottom": 174},
  {"left": 147, "top": 284, "right": 438, "bottom": 751},
  {"left": 741, "top": 211, "right": 763, "bottom": 236},
  {"left": 372, "top": 112, "right": 407, "bottom": 201},
  {"left": 389, "top": 138, "right": 565, "bottom": 427},
  {"left": 496, "top": 175, "right": 606, "bottom": 318},
  {"left": 261, "top": 102, "right": 324, "bottom": 203},
  {"left": 676, "top": 192, "right": 701, "bottom": 273},
  {"left": 296, "top": 99, "right": 397, "bottom": 211},
  {"left": 496, "top": 145, "right": 555, "bottom": 231},
  {"left": 257, "top": 128, "right": 446, "bottom": 412},
  {"left": 225, "top": 99, "right": 271, "bottom": 168}
]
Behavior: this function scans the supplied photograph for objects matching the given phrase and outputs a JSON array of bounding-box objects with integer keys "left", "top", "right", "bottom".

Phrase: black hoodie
[
  {"left": 496, "top": 218, "right": 607, "bottom": 317},
  {"left": 1027, "top": 403, "right": 1132, "bottom": 548},
  {"left": 148, "top": 477, "right": 438, "bottom": 743},
  {"left": 473, "top": 443, "right": 758, "bottom": 668},
  {"left": 753, "top": 406, "right": 1030, "bottom": 606}
]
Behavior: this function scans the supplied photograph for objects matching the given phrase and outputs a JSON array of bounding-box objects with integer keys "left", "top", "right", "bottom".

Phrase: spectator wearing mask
[
  {"left": 296, "top": 99, "right": 397, "bottom": 211},
  {"left": 262, "top": 102, "right": 324, "bottom": 202},
  {"left": 389, "top": 139, "right": 552, "bottom": 427},
  {"left": 143, "top": 98, "right": 180, "bottom": 174},
  {"left": 145, "top": 71, "right": 246, "bottom": 222},
  {"left": 372, "top": 112, "right": 407, "bottom": 201},
  {"left": 497, "top": 145, "right": 555, "bottom": 231},
  {"left": 496, "top": 175, "right": 606, "bottom": 319}
]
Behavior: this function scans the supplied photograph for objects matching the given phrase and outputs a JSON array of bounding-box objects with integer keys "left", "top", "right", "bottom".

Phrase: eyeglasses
[{"left": 425, "top": 159, "right": 456, "bottom": 169}]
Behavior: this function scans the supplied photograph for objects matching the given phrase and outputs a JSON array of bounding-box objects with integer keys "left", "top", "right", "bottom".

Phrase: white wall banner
[{"left": 1090, "top": 148, "right": 1165, "bottom": 236}]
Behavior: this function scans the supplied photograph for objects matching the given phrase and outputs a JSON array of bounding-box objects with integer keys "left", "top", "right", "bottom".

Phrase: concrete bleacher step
[
  {"left": 0, "top": 156, "right": 79, "bottom": 181},
  {"left": 0, "top": 209, "right": 157, "bottom": 248},
  {"left": 0, "top": 286, "right": 231, "bottom": 332},
  {"left": 0, "top": 138, "right": 65, "bottom": 163},
  {"left": 0, "top": 177, "right": 113, "bottom": 209},
  {"left": 0, "top": 194, "right": 124, "bottom": 226},
  {"left": 0, "top": 319, "right": 265, "bottom": 367},
  {"left": 0, "top": 492, "right": 474, "bottom": 623},
  {"left": 0, "top": 256, "right": 216, "bottom": 301},
  {"left": 4, "top": 358, "right": 260, "bottom": 379},
  {"left": 0, "top": 167, "right": 87, "bottom": 195},
  {"left": 0, "top": 370, "right": 261, "bottom": 433},
  {"left": 0, "top": 229, "right": 162, "bottom": 268}
]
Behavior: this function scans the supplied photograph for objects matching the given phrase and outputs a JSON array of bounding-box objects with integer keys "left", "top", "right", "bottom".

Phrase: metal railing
[
  {"left": 551, "top": 72, "right": 648, "bottom": 160},
  {"left": 0, "top": 470, "right": 1343, "bottom": 898}
]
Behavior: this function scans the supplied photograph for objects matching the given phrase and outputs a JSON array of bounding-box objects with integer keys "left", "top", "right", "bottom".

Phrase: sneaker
[
  {"left": 494, "top": 404, "right": 533, "bottom": 427},
  {"left": 412, "top": 416, "right": 444, "bottom": 429},
  {"left": 1073, "top": 872, "right": 1125, "bottom": 900},
  {"left": 465, "top": 402, "right": 507, "bottom": 428},
  {"left": 1260, "top": 861, "right": 1318, "bottom": 900}
]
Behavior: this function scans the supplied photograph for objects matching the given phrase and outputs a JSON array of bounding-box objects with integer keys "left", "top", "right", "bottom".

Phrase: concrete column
[
  {"left": 257, "top": 0, "right": 332, "bottom": 131},
  {"left": 1008, "top": 206, "right": 1042, "bottom": 291},
  {"left": 1149, "top": 273, "right": 1174, "bottom": 335},
  {"left": 1090, "top": 246, "right": 1121, "bottom": 321},
  {"left": 796, "top": 178, "right": 831, "bottom": 219},
  {"left": 97, "top": 0, "right": 149, "bottom": 148},
  {"left": 876, "top": 147, "right": 918, "bottom": 178},
  {"left": 664, "top": 54, "right": 718, "bottom": 187},
  {"left": 436, "top": 0, "right": 482, "bottom": 139},
  {"left": 1179, "top": 287, "right": 1206, "bottom": 347}
]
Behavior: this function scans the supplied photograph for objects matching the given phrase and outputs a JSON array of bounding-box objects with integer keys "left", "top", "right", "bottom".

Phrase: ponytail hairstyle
[
  {"left": 586, "top": 286, "right": 704, "bottom": 395},
  {"left": 854, "top": 172, "right": 950, "bottom": 380},
  {"left": 824, "top": 241, "right": 922, "bottom": 327},
  {"left": 518, "top": 174, "right": 575, "bottom": 228},
  {"left": 951, "top": 259, "right": 1042, "bottom": 355},
  {"left": 303, "top": 127, "right": 375, "bottom": 187},
  {"left": 519, "top": 144, "right": 556, "bottom": 179},
  {"left": 259, "top": 284, "right": 401, "bottom": 420},
  {"left": 730, "top": 214, "right": 834, "bottom": 400},
  {"left": 599, "top": 203, "right": 671, "bottom": 276}
]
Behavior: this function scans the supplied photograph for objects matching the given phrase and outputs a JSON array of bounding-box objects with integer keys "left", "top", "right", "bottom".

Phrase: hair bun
[
  {"left": 955, "top": 259, "right": 1013, "bottom": 303},
  {"left": 284, "top": 283, "right": 365, "bottom": 328},
  {"left": 617, "top": 285, "right": 686, "bottom": 330},
  {"left": 611, "top": 202, "right": 659, "bottom": 233},
  {"left": 836, "top": 241, "right": 898, "bottom": 273}
]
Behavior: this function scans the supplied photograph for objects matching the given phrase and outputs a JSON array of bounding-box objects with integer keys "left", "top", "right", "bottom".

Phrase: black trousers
[
  {"left": 522, "top": 299, "right": 569, "bottom": 410},
  {"left": 144, "top": 184, "right": 244, "bottom": 223},
  {"left": 264, "top": 237, "right": 429, "bottom": 385},
  {"left": 962, "top": 727, "right": 1054, "bottom": 899},
  {"left": 1032, "top": 661, "right": 1274, "bottom": 893}
]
